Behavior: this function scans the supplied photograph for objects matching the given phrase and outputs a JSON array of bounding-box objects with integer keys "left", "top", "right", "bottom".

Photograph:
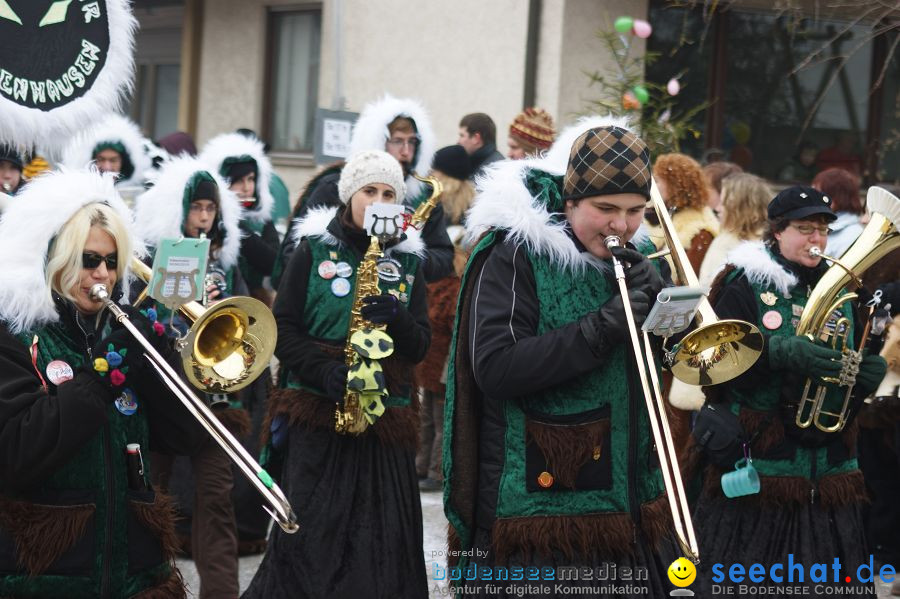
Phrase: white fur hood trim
[
  {"left": 0, "top": 168, "right": 144, "bottom": 334},
  {"left": 348, "top": 94, "right": 436, "bottom": 196},
  {"left": 199, "top": 133, "right": 274, "bottom": 225},
  {"left": 61, "top": 113, "right": 153, "bottom": 187},
  {"left": 465, "top": 115, "right": 639, "bottom": 273},
  {"left": 291, "top": 205, "right": 425, "bottom": 258},
  {"left": 726, "top": 240, "right": 798, "bottom": 296},
  {"left": 135, "top": 156, "right": 243, "bottom": 271}
]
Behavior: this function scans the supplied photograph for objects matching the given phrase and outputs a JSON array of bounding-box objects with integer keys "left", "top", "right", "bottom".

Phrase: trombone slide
[{"left": 91, "top": 284, "right": 299, "bottom": 534}]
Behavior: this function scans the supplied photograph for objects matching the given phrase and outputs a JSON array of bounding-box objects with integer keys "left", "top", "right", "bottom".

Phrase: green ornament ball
[
  {"left": 633, "top": 85, "right": 649, "bottom": 105},
  {"left": 614, "top": 16, "right": 634, "bottom": 33}
]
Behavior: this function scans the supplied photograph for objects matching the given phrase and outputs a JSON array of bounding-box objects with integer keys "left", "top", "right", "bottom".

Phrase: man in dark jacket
[{"left": 457, "top": 112, "right": 504, "bottom": 179}]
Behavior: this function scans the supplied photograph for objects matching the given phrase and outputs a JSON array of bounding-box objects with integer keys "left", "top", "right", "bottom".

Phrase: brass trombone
[
  {"left": 606, "top": 181, "right": 765, "bottom": 563},
  {"left": 90, "top": 283, "right": 298, "bottom": 534},
  {"left": 794, "top": 185, "right": 900, "bottom": 432}
]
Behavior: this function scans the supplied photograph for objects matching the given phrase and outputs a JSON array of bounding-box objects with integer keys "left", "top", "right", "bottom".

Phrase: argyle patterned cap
[{"left": 563, "top": 126, "right": 651, "bottom": 201}]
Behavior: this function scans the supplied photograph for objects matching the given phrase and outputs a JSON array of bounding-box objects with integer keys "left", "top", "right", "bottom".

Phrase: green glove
[
  {"left": 768, "top": 336, "right": 844, "bottom": 381},
  {"left": 855, "top": 353, "right": 887, "bottom": 395}
]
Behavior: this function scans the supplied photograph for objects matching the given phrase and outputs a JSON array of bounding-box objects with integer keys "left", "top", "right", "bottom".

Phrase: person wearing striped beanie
[{"left": 506, "top": 107, "right": 556, "bottom": 159}]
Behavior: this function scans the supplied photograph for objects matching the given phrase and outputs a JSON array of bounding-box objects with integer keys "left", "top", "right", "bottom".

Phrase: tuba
[{"left": 794, "top": 186, "right": 900, "bottom": 433}]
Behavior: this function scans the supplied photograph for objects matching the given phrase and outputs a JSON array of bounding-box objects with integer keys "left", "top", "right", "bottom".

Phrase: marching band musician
[
  {"left": 691, "top": 186, "right": 887, "bottom": 595},
  {"left": 272, "top": 94, "right": 454, "bottom": 288},
  {"left": 245, "top": 150, "right": 430, "bottom": 598},
  {"left": 200, "top": 132, "right": 281, "bottom": 307},
  {"left": 0, "top": 169, "right": 203, "bottom": 598},
  {"left": 444, "top": 117, "right": 679, "bottom": 598},
  {"left": 134, "top": 155, "right": 247, "bottom": 599}
]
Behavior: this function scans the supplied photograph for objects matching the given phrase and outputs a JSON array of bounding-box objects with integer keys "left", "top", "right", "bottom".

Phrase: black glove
[
  {"left": 90, "top": 326, "right": 149, "bottom": 389},
  {"left": 855, "top": 353, "right": 888, "bottom": 395},
  {"left": 322, "top": 362, "right": 350, "bottom": 401},
  {"left": 768, "top": 336, "right": 843, "bottom": 381},
  {"left": 610, "top": 246, "right": 666, "bottom": 300},
  {"left": 360, "top": 294, "right": 403, "bottom": 325},
  {"left": 579, "top": 289, "right": 651, "bottom": 358}
]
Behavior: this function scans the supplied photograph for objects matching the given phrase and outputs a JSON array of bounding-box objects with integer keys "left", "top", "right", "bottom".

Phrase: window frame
[{"left": 262, "top": 3, "right": 322, "bottom": 166}]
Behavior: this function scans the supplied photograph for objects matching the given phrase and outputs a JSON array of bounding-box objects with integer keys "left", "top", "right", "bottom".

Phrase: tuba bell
[
  {"left": 131, "top": 258, "right": 277, "bottom": 394},
  {"left": 794, "top": 186, "right": 900, "bottom": 433}
]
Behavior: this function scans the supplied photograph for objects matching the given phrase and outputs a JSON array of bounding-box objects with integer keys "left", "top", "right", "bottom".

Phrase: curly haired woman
[{"left": 651, "top": 153, "right": 720, "bottom": 278}]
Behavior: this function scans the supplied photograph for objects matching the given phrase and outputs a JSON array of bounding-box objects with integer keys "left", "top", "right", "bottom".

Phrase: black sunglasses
[{"left": 82, "top": 252, "right": 118, "bottom": 270}]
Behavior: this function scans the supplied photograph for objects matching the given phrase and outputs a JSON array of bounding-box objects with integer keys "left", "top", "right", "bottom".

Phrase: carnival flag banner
[{"left": 0, "top": 0, "right": 136, "bottom": 149}]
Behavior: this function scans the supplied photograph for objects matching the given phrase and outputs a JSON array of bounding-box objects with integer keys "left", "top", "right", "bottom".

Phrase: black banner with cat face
[{"left": 0, "top": 0, "right": 135, "bottom": 149}]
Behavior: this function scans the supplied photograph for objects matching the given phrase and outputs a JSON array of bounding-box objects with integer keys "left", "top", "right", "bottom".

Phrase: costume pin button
[
  {"left": 115, "top": 388, "right": 139, "bottom": 416},
  {"left": 762, "top": 310, "right": 783, "bottom": 330},
  {"left": 317, "top": 260, "right": 337, "bottom": 280},
  {"left": 335, "top": 261, "right": 353, "bottom": 278},
  {"left": 537, "top": 471, "right": 554, "bottom": 488},
  {"left": 760, "top": 292, "right": 777, "bottom": 306},
  {"left": 46, "top": 360, "right": 74, "bottom": 385},
  {"left": 331, "top": 277, "right": 351, "bottom": 297}
]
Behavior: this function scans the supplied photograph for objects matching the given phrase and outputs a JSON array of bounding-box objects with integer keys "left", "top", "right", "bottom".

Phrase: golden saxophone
[
  {"left": 408, "top": 172, "right": 444, "bottom": 228},
  {"left": 335, "top": 234, "right": 385, "bottom": 434}
]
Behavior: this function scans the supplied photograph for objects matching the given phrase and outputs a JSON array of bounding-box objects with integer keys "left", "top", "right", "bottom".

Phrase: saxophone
[
  {"left": 335, "top": 234, "right": 386, "bottom": 434},
  {"left": 408, "top": 172, "right": 444, "bottom": 228}
]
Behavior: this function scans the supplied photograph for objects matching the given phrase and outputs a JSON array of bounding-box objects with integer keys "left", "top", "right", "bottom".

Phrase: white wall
[{"left": 193, "top": 0, "right": 649, "bottom": 202}]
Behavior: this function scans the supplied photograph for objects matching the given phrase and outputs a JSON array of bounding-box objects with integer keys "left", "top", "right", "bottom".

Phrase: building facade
[{"left": 131, "top": 0, "right": 899, "bottom": 201}]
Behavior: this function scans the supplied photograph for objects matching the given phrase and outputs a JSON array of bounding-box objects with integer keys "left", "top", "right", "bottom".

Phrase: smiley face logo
[{"left": 668, "top": 557, "right": 696, "bottom": 587}]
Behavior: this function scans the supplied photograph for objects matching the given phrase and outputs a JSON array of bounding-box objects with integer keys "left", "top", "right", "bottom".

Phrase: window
[
  {"left": 266, "top": 8, "right": 321, "bottom": 153},
  {"left": 648, "top": 2, "right": 889, "bottom": 184},
  {"left": 128, "top": 5, "right": 183, "bottom": 140}
]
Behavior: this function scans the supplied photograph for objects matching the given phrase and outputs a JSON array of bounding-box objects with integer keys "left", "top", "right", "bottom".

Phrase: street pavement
[{"left": 176, "top": 490, "right": 895, "bottom": 598}]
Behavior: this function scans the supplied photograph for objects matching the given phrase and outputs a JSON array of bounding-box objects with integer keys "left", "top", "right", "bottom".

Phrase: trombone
[
  {"left": 607, "top": 235, "right": 699, "bottom": 563},
  {"left": 607, "top": 181, "right": 765, "bottom": 563},
  {"left": 101, "top": 261, "right": 300, "bottom": 534}
]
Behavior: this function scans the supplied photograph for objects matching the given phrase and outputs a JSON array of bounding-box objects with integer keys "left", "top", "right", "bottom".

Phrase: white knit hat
[{"left": 338, "top": 150, "right": 406, "bottom": 204}]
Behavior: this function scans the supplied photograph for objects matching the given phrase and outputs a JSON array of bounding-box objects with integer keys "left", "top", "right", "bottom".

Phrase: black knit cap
[
  {"left": 563, "top": 126, "right": 651, "bottom": 201},
  {"left": 0, "top": 145, "right": 23, "bottom": 170},
  {"left": 431, "top": 145, "right": 473, "bottom": 181},
  {"left": 767, "top": 185, "right": 836, "bottom": 222}
]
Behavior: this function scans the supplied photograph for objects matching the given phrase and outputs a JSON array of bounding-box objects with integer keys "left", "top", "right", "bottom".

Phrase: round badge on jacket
[
  {"left": 46, "top": 359, "right": 74, "bottom": 385},
  {"left": 762, "top": 310, "right": 783, "bottom": 330},
  {"left": 331, "top": 277, "right": 351, "bottom": 297}
]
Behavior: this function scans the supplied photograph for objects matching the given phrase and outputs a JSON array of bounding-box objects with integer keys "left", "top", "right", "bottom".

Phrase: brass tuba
[
  {"left": 794, "top": 186, "right": 900, "bottom": 433},
  {"left": 131, "top": 259, "right": 276, "bottom": 393}
]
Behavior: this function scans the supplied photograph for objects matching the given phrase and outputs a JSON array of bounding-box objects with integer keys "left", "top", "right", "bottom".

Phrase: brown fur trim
[
  {"left": 263, "top": 384, "right": 420, "bottom": 450},
  {"left": 0, "top": 496, "right": 94, "bottom": 576},
  {"left": 818, "top": 471, "right": 868, "bottom": 510},
  {"left": 525, "top": 419, "right": 610, "bottom": 489},
  {"left": 447, "top": 523, "right": 461, "bottom": 569},
  {"left": 701, "top": 467, "right": 811, "bottom": 507},
  {"left": 214, "top": 407, "right": 251, "bottom": 438},
  {"left": 739, "top": 407, "right": 783, "bottom": 454},
  {"left": 131, "top": 569, "right": 187, "bottom": 599},
  {"left": 490, "top": 496, "right": 670, "bottom": 564},
  {"left": 128, "top": 491, "right": 181, "bottom": 564}
]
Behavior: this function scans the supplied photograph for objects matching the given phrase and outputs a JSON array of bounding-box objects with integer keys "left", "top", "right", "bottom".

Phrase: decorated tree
[{"left": 585, "top": 15, "right": 707, "bottom": 157}]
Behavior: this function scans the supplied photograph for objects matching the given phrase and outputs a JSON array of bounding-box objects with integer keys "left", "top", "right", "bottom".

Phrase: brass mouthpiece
[{"left": 604, "top": 235, "right": 622, "bottom": 249}]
